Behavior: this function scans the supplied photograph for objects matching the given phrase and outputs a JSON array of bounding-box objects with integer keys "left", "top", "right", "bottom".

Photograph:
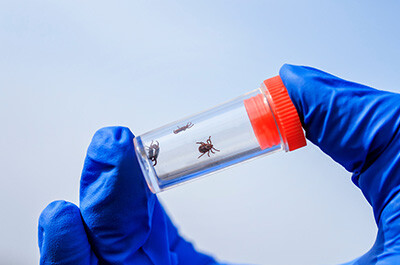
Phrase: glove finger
[
  {"left": 280, "top": 64, "right": 400, "bottom": 223},
  {"left": 38, "top": 200, "right": 98, "bottom": 265},
  {"left": 80, "top": 127, "right": 156, "bottom": 264},
  {"left": 280, "top": 64, "right": 400, "bottom": 174}
]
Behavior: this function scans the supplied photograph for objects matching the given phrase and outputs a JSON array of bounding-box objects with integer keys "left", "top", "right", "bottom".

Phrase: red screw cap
[
  {"left": 264, "top": 76, "right": 306, "bottom": 151},
  {"left": 244, "top": 76, "right": 306, "bottom": 151}
]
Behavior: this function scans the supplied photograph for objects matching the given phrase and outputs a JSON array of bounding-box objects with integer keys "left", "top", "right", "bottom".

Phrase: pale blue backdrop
[{"left": 1, "top": 1, "right": 400, "bottom": 264}]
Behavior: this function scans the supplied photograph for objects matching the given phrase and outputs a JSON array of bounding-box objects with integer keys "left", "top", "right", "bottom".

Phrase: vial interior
[{"left": 134, "top": 88, "right": 284, "bottom": 192}]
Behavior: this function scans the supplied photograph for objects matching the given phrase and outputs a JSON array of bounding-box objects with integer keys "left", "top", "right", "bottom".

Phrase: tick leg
[
  {"left": 210, "top": 149, "right": 215, "bottom": 154},
  {"left": 153, "top": 159, "right": 157, "bottom": 166},
  {"left": 212, "top": 147, "right": 220, "bottom": 152},
  {"left": 198, "top": 152, "right": 206, "bottom": 159},
  {"left": 196, "top": 142, "right": 204, "bottom": 145},
  {"left": 207, "top": 151, "right": 210, "bottom": 157}
]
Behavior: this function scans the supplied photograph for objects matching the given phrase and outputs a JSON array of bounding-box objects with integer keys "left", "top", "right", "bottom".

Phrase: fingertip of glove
[
  {"left": 87, "top": 127, "right": 135, "bottom": 166},
  {"left": 39, "top": 200, "right": 80, "bottom": 227},
  {"left": 280, "top": 63, "right": 295, "bottom": 73},
  {"left": 38, "top": 201, "right": 96, "bottom": 264},
  {"left": 92, "top": 127, "right": 134, "bottom": 148},
  {"left": 38, "top": 201, "right": 82, "bottom": 248},
  {"left": 279, "top": 64, "right": 307, "bottom": 86}
]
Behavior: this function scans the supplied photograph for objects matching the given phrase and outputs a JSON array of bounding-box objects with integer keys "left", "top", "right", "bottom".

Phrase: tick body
[
  {"left": 196, "top": 136, "right": 220, "bottom": 159},
  {"left": 173, "top": 122, "right": 194, "bottom": 134},
  {"left": 147, "top": 140, "right": 160, "bottom": 166}
]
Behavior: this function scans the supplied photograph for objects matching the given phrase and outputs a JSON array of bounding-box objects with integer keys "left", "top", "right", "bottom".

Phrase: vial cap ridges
[{"left": 264, "top": 76, "right": 307, "bottom": 151}]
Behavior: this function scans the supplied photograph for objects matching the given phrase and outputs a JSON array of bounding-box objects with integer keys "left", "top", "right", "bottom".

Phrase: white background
[{"left": 1, "top": 1, "right": 400, "bottom": 264}]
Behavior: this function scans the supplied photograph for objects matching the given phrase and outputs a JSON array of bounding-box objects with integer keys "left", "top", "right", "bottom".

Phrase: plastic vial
[{"left": 134, "top": 76, "right": 307, "bottom": 193}]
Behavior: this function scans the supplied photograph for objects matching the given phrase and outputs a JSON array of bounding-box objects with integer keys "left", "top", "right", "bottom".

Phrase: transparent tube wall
[{"left": 134, "top": 87, "right": 287, "bottom": 193}]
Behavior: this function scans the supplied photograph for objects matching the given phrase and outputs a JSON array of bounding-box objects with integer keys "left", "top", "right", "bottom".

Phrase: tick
[
  {"left": 196, "top": 136, "right": 220, "bottom": 159},
  {"left": 173, "top": 122, "right": 194, "bottom": 134},
  {"left": 146, "top": 140, "right": 160, "bottom": 166}
]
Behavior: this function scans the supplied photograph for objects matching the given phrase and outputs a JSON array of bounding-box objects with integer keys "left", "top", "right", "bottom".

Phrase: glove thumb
[{"left": 38, "top": 200, "right": 98, "bottom": 265}]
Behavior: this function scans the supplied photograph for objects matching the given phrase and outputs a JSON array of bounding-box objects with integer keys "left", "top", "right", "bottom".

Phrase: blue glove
[
  {"left": 280, "top": 64, "right": 400, "bottom": 264},
  {"left": 39, "top": 65, "right": 400, "bottom": 265},
  {"left": 38, "top": 127, "right": 218, "bottom": 264}
]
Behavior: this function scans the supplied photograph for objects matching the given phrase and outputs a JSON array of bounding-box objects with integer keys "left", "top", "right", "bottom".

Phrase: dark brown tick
[
  {"left": 196, "top": 136, "right": 220, "bottom": 159},
  {"left": 173, "top": 122, "right": 194, "bottom": 134},
  {"left": 147, "top": 140, "right": 160, "bottom": 166}
]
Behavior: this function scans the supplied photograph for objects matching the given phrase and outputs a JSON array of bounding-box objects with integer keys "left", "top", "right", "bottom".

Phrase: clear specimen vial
[{"left": 134, "top": 76, "right": 307, "bottom": 193}]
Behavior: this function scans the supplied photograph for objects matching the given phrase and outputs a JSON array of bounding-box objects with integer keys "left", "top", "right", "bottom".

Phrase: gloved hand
[
  {"left": 280, "top": 64, "right": 400, "bottom": 264},
  {"left": 39, "top": 65, "right": 400, "bottom": 265},
  {"left": 38, "top": 127, "right": 218, "bottom": 264}
]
